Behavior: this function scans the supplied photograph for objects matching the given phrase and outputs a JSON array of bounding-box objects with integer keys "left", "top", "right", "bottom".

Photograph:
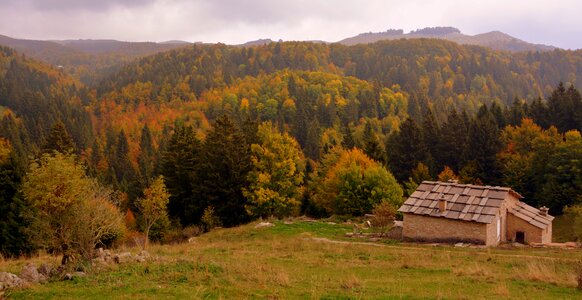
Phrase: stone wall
[
  {"left": 506, "top": 212, "right": 551, "bottom": 244},
  {"left": 402, "top": 213, "right": 490, "bottom": 245}
]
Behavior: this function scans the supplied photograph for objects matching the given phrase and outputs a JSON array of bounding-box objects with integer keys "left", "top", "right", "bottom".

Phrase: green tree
[
  {"left": 160, "top": 124, "right": 201, "bottom": 224},
  {"left": 403, "top": 162, "right": 432, "bottom": 196},
  {"left": 197, "top": 115, "right": 252, "bottom": 227},
  {"left": 0, "top": 139, "right": 32, "bottom": 257},
  {"left": 387, "top": 118, "right": 426, "bottom": 182},
  {"left": 137, "top": 176, "right": 170, "bottom": 249},
  {"left": 436, "top": 110, "right": 468, "bottom": 172},
  {"left": 363, "top": 120, "right": 385, "bottom": 164},
  {"left": 244, "top": 122, "right": 305, "bottom": 218},
  {"left": 22, "top": 153, "right": 124, "bottom": 264},
  {"left": 41, "top": 120, "right": 75, "bottom": 155},
  {"left": 467, "top": 105, "right": 502, "bottom": 183},
  {"left": 138, "top": 124, "right": 156, "bottom": 188},
  {"left": 311, "top": 148, "right": 402, "bottom": 216}
]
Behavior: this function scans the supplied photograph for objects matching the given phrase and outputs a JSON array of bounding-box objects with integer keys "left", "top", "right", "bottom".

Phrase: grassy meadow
[{"left": 2, "top": 220, "right": 582, "bottom": 299}]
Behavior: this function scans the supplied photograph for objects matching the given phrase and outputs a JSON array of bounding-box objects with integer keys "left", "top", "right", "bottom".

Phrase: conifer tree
[
  {"left": 138, "top": 124, "right": 156, "bottom": 190},
  {"left": 421, "top": 108, "right": 440, "bottom": 175},
  {"left": 363, "top": 120, "right": 385, "bottom": 164},
  {"left": 468, "top": 106, "right": 502, "bottom": 183},
  {"left": 160, "top": 124, "right": 200, "bottom": 224},
  {"left": 42, "top": 121, "right": 75, "bottom": 155},
  {"left": 435, "top": 109, "right": 468, "bottom": 172},
  {"left": 0, "top": 140, "right": 31, "bottom": 257},
  {"left": 196, "top": 115, "right": 252, "bottom": 227},
  {"left": 387, "top": 118, "right": 426, "bottom": 182}
]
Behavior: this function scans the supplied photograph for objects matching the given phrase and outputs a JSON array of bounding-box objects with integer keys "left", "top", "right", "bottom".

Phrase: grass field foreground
[{"left": 2, "top": 220, "right": 582, "bottom": 299}]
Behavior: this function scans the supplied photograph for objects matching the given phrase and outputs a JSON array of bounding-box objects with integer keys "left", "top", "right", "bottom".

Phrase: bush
[
  {"left": 370, "top": 201, "right": 397, "bottom": 236},
  {"left": 201, "top": 206, "right": 222, "bottom": 231}
]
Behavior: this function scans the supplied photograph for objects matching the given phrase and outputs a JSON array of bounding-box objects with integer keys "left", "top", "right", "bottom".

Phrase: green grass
[{"left": 3, "top": 219, "right": 582, "bottom": 299}]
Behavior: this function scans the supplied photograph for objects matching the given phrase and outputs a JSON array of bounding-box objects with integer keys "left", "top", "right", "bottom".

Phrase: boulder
[
  {"left": 135, "top": 250, "right": 150, "bottom": 262},
  {"left": 114, "top": 252, "right": 133, "bottom": 264},
  {"left": 63, "top": 272, "right": 86, "bottom": 281},
  {"left": 0, "top": 272, "right": 25, "bottom": 290},
  {"left": 37, "top": 264, "right": 53, "bottom": 278},
  {"left": 254, "top": 222, "right": 274, "bottom": 229},
  {"left": 20, "top": 263, "right": 47, "bottom": 284}
]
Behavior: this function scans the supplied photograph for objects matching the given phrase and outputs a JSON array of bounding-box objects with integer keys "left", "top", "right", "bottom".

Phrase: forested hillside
[
  {"left": 0, "top": 35, "right": 190, "bottom": 85},
  {"left": 98, "top": 40, "right": 582, "bottom": 122},
  {"left": 1, "top": 39, "right": 581, "bottom": 259}
]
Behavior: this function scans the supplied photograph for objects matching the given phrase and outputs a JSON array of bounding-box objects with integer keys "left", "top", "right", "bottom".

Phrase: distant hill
[
  {"left": 53, "top": 39, "right": 190, "bottom": 55},
  {"left": 237, "top": 39, "right": 276, "bottom": 47},
  {"left": 0, "top": 35, "right": 191, "bottom": 85},
  {"left": 338, "top": 26, "right": 556, "bottom": 52}
]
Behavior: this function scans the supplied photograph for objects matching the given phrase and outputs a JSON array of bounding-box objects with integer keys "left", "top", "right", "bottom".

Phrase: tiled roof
[
  {"left": 398, "top": 180, "right": 523, "bottom": 224},
  {"left": 509, "top": 202, "right": 553, "bottom": 229}
]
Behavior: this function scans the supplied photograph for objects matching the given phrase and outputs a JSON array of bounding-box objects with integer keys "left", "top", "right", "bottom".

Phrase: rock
[
  {"left": 454, "top": 242, "right": 465, "bottom": 247},
  {"left": 37, "top": 264, "right": 53, "bottom": 277},
  {"left": 135, "top": 250, "right": 151, "bottom": 262},
  {"left": 20, "top": 263, "right": 46, "bottom": 284},
  {"left": 326, "top": 222, "right": 337, "bottom": 225},
  {"left": 92, "top": 256, "right": 107, "bottom": 266},
  {"left": 63, "top": 272, "right": 86, "bottom": 281},
  {"left": 283, "top": 220, "right": 294, "bottom": 225},
  {"left": 188, "top": 237, "right": 196, "bottom": 243},
  {"left": 254, "top": 222, "right": 274, "bottom": 229},
  {"left": 114, "top": 252, "right": 133, "bottom": 264},
  {"left": 0, "top": 272, "right": 25, "bottom": 290}
]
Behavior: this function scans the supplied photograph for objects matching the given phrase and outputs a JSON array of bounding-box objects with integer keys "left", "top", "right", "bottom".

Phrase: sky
[{"left": 1, "top": 0, "right": 581, "bottom": 49}]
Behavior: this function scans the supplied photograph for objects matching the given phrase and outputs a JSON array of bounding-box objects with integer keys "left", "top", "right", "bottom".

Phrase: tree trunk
[{"left": 144, "top": 226, "right": 150, "bottom": 250}]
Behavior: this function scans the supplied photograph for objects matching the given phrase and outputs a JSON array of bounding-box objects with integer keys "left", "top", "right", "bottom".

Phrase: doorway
[{"left": 516, "top": 231, "right": 525, "bottom": 244}]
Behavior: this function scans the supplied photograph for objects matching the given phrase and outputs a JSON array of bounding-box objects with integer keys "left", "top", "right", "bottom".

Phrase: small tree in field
[
  {"left": 22, "top": 153, "right": 125, "bottom": 264},
  {"left": 137, "top": 176, "right": 170, "bottom": 249},
  {"left": 371, "top": 201, "right": 397, "bottom": 236}
]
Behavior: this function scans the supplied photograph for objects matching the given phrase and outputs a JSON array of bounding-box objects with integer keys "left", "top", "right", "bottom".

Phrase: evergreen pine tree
[
  {"left": 138, "top": 124, "right": 156, "bottom": 190},
  {"left": 467, "top": 106, "right": 502, "bottom": 183},
  {"left": 363, "top": 121, "right": 385, "bottom": 164},
  {"left": 196, "top": 115, "right": 252, "bottom": 227},
  {"left": 435, "top": 109, "right": 468, "bottom": 172},
  {"left": 529, "top": 97, "right": 550, "bottom": 129},
  {"left": 41, "top": 121, "right": 75, "bottom": 155},
  {"left": 0, "top": 144, "right": 31, "bottom": 257},
  {"left": 160, "top": 124, "right": 201, "bottom": 224},
  {"left": 387, "top": 118, "right": 426, "bottom": 182},
  {"left": 421, "top": 107, "right": 440, "bottom": 175}
]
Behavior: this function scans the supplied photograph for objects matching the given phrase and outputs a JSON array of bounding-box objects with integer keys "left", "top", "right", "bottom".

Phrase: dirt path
[{"left": 307, "top": 237, "right": 582, "bottom": 262}]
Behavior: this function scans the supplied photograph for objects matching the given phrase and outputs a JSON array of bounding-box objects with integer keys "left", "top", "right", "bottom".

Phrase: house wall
[
  {"left": 402, "top": 213, "right": 490, "bottom": 245},
  {"left": 498, "top": 194, "right": 521, "bottom": 243},
  {"left": 506, "top": 212, "right": 551, "bottom": 244},
  {"left": 485, "top": 217, "right": 500, "bottom": 246}
]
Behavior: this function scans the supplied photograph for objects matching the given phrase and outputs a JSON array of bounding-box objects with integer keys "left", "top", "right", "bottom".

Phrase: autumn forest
[{"left": 1, "top": 38, "right": 582, "bottom": 258}]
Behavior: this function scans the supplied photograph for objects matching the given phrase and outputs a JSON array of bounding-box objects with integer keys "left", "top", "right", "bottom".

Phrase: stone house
[{"left": 398, "top": 181, "right": 553, "bottom": 246}]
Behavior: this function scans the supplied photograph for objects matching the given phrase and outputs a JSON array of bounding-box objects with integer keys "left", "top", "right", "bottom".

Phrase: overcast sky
[{"left": 1, "top": 0, "right": 581, "bottom": 49}]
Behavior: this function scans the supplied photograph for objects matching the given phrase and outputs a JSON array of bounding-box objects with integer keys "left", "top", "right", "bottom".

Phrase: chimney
[
  {"left": 539, "top": 206, "right": 549, "bottom": 216},
  {"left": 438, "top": 194, "right": 447, "bottom": 212}
]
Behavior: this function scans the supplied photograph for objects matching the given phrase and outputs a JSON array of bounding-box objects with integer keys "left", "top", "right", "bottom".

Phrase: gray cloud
[
  {"left": 0, "top": 0, "right": 580, "bottom": 49},
  {"left": 11, "top": 0, "right": 156, "bottom": 11}
]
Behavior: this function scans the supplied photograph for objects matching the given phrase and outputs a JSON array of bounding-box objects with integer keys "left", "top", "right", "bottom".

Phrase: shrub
[{"left": 370, "top": 201, "right": 397, "bottom": 235}]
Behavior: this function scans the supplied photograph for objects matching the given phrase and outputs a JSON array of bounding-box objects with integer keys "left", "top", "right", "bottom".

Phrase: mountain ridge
[{"left": 337, "top": 27, "right": 556, "bottom": 52}]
